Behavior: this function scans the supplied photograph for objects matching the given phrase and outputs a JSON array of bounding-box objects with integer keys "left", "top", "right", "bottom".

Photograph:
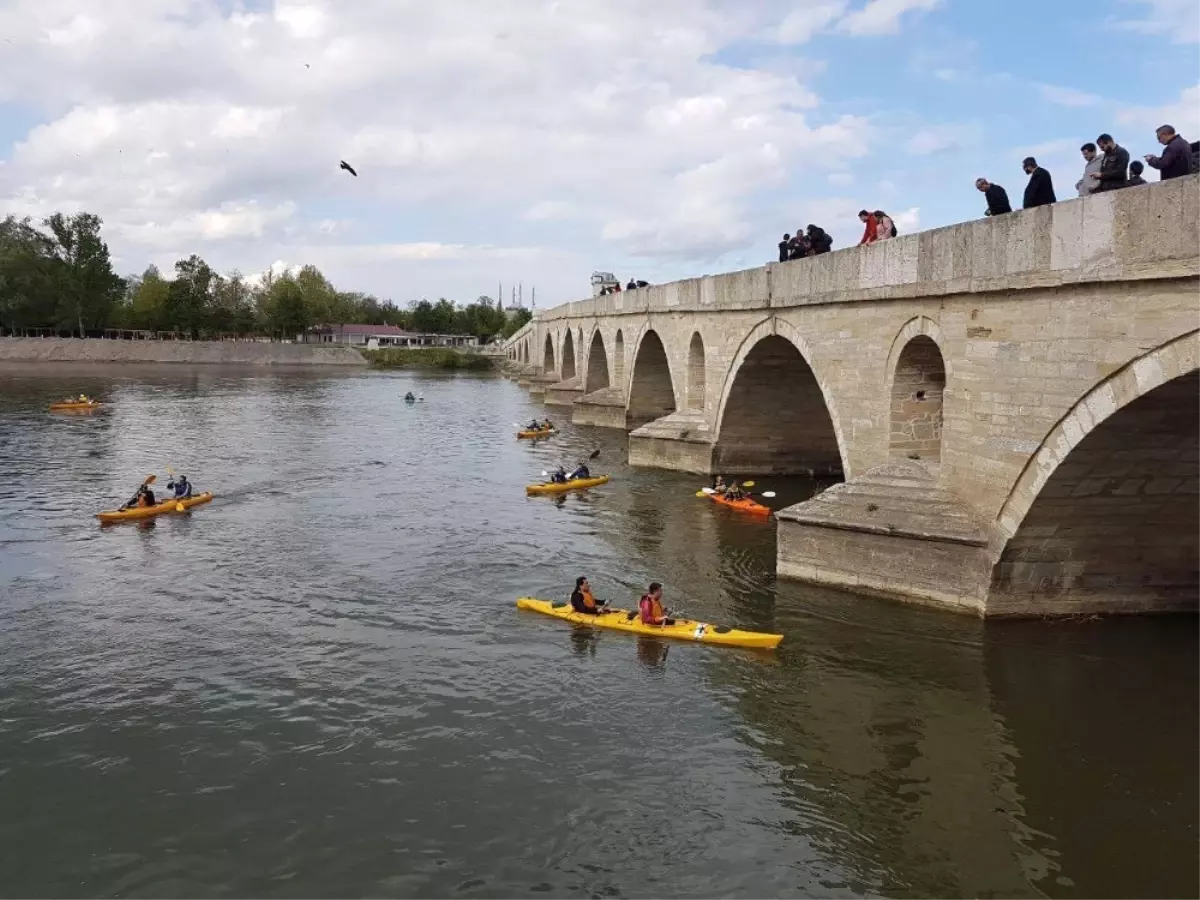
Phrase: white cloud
[
  {"left": 1038, "top": 84, "right": 1103, "bottom": 108},
  {"left": 891, "top": 206, "right": 920, "bottom": 233},
  {"left": 828, "top": 172, "right": 854, "bottom": 186},
  {"left": 773, "top": 1, "right": 848, "bottom": 44},
  {"left": 838, "top": 0, "right": 941, "bottom": 35},
  {"left": 905, "top": 124, "right": 976, "bottom": 155},
  {"left": 1115, "top": 84, "right": 1200, "bottom": 139},
  {"left": 1111, "top": 0, "right": 1200, "bottom": 42},
  {"left": 0, "top": 0, "right": 946, "bottom": 303}
]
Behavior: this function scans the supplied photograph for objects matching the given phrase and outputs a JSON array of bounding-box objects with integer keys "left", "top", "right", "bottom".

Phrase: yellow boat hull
[
  {"left": 516, "top": 428, "right": 557, "bottom": 439},
  {"left": 525, "top": 475, "right": 610, "bottom": 495},
  {"left": 96, "top": 492, "right": 214, "bottom": 523},
  {"left": 515, "top": 597, "right": 783, "bottom": 650},
  {"left": 50, "top": 402, "right": 102, "bottom": 411}
]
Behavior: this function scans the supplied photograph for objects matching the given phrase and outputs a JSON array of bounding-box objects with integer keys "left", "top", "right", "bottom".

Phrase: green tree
[
  {"left": 210, "top": 270, "right": 257, "bottom": 336},
  {"left": 263, "top": 275, "right": 309, "bottom": 339},
  {"left": 125, "top": 265, "right": 171, "bottom": 331},
  {"left": 0, "top": 216, "right": 57, "bottom": 332},
  {"left": 501, "top": 306, "right": 533, "bottom": 338},
  {"left": 165, "top": 254, "right": 216, "bottom": 338},
  {"left": 42, "top": 212, "right": 124, "bottom": 336}
]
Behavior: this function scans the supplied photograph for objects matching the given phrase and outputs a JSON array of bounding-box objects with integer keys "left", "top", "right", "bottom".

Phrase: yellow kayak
[
  {"left": 517, "top": 428, "right": 557, "bottom": 439},
  {"left": 516, "top": 597, "right": 783, "bottom": 650},
  {"left": 526, "top": 474, "right": 610, "bottom": 495},
  {"left": 96, "top": 492, "right": 214, "bottom": 523},
  {"left": 50, "top": 401, "right": 102, "bottom": 411}
]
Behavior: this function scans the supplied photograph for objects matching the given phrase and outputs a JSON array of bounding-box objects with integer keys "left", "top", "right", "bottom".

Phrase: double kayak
[
  {"left": 517, "top": 428, "right": 556, "bottom": 439},
  {"left": 526, "top": 474, "right": 610, "bottom": 495},
  {"left": 516, "top": 597, "right": 783, "bottom": 650},
  {"left": 50, "top": 401, "right": 102, "bottom": 411},
  {"left": 705, "top": 491, "right": 771, "bottom": 516},
  {"left": 96, "top": 492, "right": 214, "bottom": 523}
]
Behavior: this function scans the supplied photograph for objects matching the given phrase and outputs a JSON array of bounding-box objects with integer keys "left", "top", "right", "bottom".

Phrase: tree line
[{"left": 0, "top": 212, "right": 533, "bottom": 342}]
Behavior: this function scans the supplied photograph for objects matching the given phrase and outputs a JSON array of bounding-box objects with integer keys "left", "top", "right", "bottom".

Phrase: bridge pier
[
  {"left": 776, "top": 464, "right": 993, "bottom": 614},
  {"left": 572, "top": 388, "right": 628, "bottom": 429},
  {"left": 527, "top": 373, "right": 558, "bottom": 397},
  {"left": 544, "top": 376, "right": 584, "bottom": 407},
  {"left": 627, "top": 412, "right": 714, "bottom": 474}
]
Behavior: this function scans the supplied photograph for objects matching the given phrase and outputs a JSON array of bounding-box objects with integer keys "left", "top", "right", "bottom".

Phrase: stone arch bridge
[{"left": 504, "top": 176, "right": 1199, "bottom": 618}]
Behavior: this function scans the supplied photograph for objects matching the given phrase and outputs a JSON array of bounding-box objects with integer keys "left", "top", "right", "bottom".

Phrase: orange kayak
[{"left": 705, "top": 491, "right": 771, "bottom": 516}]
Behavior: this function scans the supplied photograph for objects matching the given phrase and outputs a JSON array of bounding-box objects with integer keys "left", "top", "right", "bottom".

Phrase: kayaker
[
  {"left": 726, "top": 481, "right": 745, "bottom": 501},
  {"left": 569, "top": 463, "right": 590, "bottom": 480},
  {"left": 168, "top": 475, "right": 193, "bottom": 499},
  {"left": 405, "top": 392, "right": 415, "bottom": 401},
  {"left": 570, "top": 576, "right": 609, "bottom": 616},
  {"left": 543, "top": 418, "right": 554, "bottom": 430},
  {"left": 713, "top": 475, "right": 727, "bottom": 494},
  {"left": 527, "top": 418, "right": 542, "bottom": 430},
  {"left": 639, "top": 582, "right": 675, "bottom": 627},
  {"left": 121, "top": 483, "right": 156, "bottom": 511},
  {"left": 550, "top": 466, "right": 568, "bottom": 484}
]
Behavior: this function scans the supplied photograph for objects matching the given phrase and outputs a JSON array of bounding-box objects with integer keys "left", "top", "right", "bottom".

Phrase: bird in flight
[{"left": 339, "top": 160, "right": 358, "bottom": 177}]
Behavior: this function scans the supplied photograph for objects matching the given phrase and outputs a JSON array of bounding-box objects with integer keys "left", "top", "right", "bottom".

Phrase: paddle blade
[
  {"left": 175, "top": 502, "right": 185, "bottom": 512},
  {"left": 760, "top": 491, "right": 776, "bottom": 498},
  {"left": 589, "top": 448, "right": 600, "bottom": 459},
  {"left": 143, "top": 474, "right": 156, "bottom": 486},
  {"left": 742, "top": 480, "right": 756, "bottom": 488},
  {"left": 700, "top": 487, "right": 715, "bottom": 494},
  {"left": 694, "top": 490, "right": 707, "bottom": 497}
]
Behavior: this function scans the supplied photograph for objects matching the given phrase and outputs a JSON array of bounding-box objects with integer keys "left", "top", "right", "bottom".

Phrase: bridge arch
[
  {"left": 990, "top": 332, "right": 1199, "bottom": 614},
  {"left": 714, "top": 317, "right": 846, "bottom": 476},
  {"left": 886, "top": 318, "right": 947, "bottom": 466},
  {"left": 687, "top": 332, "right": 706, "bottom": 411},
  {"left": 585, "top": 328, "right": 609, "bottom": 392},
  {"left": 542, "top": 333, "right": 555, "bottom": 373},
  {"left": 626, "top": 327, "right": 677, "bottom": 429},
  {"left": 561, "top": 329, "right": 577, "bottom": 380}
]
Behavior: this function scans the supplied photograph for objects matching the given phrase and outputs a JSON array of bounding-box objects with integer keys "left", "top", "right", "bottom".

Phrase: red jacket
[{"left": 859, "top": 214, "right": 878, "bottom": 245}]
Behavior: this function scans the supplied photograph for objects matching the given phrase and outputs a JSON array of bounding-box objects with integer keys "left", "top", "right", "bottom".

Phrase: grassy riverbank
[{"left": 359, "top": 347, "right": 496, "bottom": 371}]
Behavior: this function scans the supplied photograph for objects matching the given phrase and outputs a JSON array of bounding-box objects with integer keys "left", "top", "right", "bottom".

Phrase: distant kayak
[
  {"left": 50, "top": 401, "right": 102, "bottom": 411},
  {"left": 516, "top": 597, "right": 783, "bottom": 650},
  {"left": 526, "top": 475, "right": 610, "bottom": 495},
  {"left": 704, "top": 491, "right": 771, "bottom": 516},
  {"left": 516, "top": 428, "right": 556, "bottom": 439},
  {"left": 96, "top": 492, "right": 214, "bottom": 523}
]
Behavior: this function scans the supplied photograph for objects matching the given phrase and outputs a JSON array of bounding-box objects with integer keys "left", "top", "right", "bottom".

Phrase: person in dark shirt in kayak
[
  {"left": 725, "top": 481, "right": 745, "bottom": 501},
  {"left": 550, "top": 466, "right": 568, "bottom": 484},
  {"left": 168, "top": 475, "right": 193, "bottom": 499},
  {"left": 121, "top": 483, "right": 156, "bottom": 511},
  {"left": 528, "top": 418, "right": 542, "bottom": 430},
  {"left": 570, "top": 576, "right": 610, "bottom": 615},
  {"left": 568, "top": 463, "right": 590, "bottom": 480},
  {"left": 639, "top": 582, "right": 675, "bottom": 627}
]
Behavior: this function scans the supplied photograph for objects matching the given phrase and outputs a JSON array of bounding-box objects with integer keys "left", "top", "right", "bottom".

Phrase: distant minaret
[
  {"left": 511, "top": 285, "right": 515, "bottom": 306},
  {"left": 519, "top": 282, "right": 523, "bottom": 307},
  {"left": 531, "top": 286, "right": 536, "bottom": 308},
  {"left": 498, "top": 282, "right": 502, "bottom": 311}
]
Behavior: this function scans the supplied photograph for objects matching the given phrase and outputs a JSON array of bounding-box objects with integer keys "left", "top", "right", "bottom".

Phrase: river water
[{"left": 0, "top": 364, "right": 1195, "bottom": 899}]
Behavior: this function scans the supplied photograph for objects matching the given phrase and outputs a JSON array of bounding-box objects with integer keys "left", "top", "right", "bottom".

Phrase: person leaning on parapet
[
  {"left": 1091, "top": 133, "right": 1129, "bottom": 192},
  {"left": 975, "top": 178, "right": 1012, "bottom": 216},
  {"left": 1144, "top": 124, "right": 1193, "bottom": 180},
  {"left": 857, "top": 209, "right": 879, "bottom": 244},
  {"left": 806, "top": 224, "right": 833, "bottom": 254},
  {"left": 1021, "top": 157, "right": 1057, "bottom": 209},
  {"left": 1076, "top": 142, "right": 1104, "bottom": 197},
  {"left": 1124, "top": 159, "right": 1148, "bottom": 187},
  {"left": 788, "top": 230, "right": 811, "bottom": 260}
]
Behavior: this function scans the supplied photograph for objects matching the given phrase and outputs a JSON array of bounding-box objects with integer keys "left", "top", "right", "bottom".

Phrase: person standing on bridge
[
  {"left": 1022, "top": 157, "right": 1057, "bottom": 209},
  {"left": 857, "top": 210, "right": 879, "bottom": 245},
  {"left": 778, "top": 233, "right": 792, "bottom": 263},
  {"left": 975, "top": 178, "right": 1012, "bottom": 216},
  {"left": 1092, "top": 134, "right": 1130, "bottom": 192},
  {"left": 1076, "top": 142, "right": 1104, "bottom": 197},
  {"left": 1143, "top": 124, "right": 1193, "bottom": 180}
]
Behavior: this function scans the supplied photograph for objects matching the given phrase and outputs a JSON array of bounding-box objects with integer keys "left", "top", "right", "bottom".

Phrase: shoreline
[{"left": 0, "top": 336, "right": 367, "bottom": 367}]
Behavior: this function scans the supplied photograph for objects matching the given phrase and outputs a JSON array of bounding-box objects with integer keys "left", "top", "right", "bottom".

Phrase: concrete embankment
[{"left": 0, "top": 337, "right": 367, "bottom": 367}]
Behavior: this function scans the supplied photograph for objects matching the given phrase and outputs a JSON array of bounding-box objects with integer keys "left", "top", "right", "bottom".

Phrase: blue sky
[{"left": 0, "top": 0, "right": 1196, "bottom": 307}]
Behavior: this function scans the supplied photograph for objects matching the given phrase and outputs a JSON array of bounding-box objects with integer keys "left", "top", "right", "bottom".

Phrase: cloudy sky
[{"left": 0, "top": 0, "right": 1197, "bottom": 308}]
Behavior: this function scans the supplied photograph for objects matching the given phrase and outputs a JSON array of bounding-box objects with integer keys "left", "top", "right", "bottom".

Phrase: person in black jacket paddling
[{"left": 1021, "top": 157, "right": 1056, "bottom": 209}]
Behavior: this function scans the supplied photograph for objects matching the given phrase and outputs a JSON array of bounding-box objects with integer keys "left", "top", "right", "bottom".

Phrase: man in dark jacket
[
  {"left": 806, "top": 224, "right": 833, "bottom": 254},
  {"left": 1093, "top": 134, "right": 1129, "bottom": 192},
  {"left": 1022, "top": 157, "right": 1056, "bottom": 208},
  {"left": 1144, "top": 125, "right": 1192, "bottom": 179},
  {"left": 778, "top": 234, "right": 791, "bottom": 263},
  {"left": 975, "top": 178, "right": 1012, "bottom": 215}
]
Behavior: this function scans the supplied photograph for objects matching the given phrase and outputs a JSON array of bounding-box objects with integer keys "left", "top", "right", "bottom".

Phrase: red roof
[{"left": 314, "top": 324, "right": 407, "bottom": 336}]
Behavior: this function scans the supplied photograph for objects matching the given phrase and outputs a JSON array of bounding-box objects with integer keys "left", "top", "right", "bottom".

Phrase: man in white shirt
[{"left": 1076, "top": 142, "right": 1103, "bottom": 197}]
